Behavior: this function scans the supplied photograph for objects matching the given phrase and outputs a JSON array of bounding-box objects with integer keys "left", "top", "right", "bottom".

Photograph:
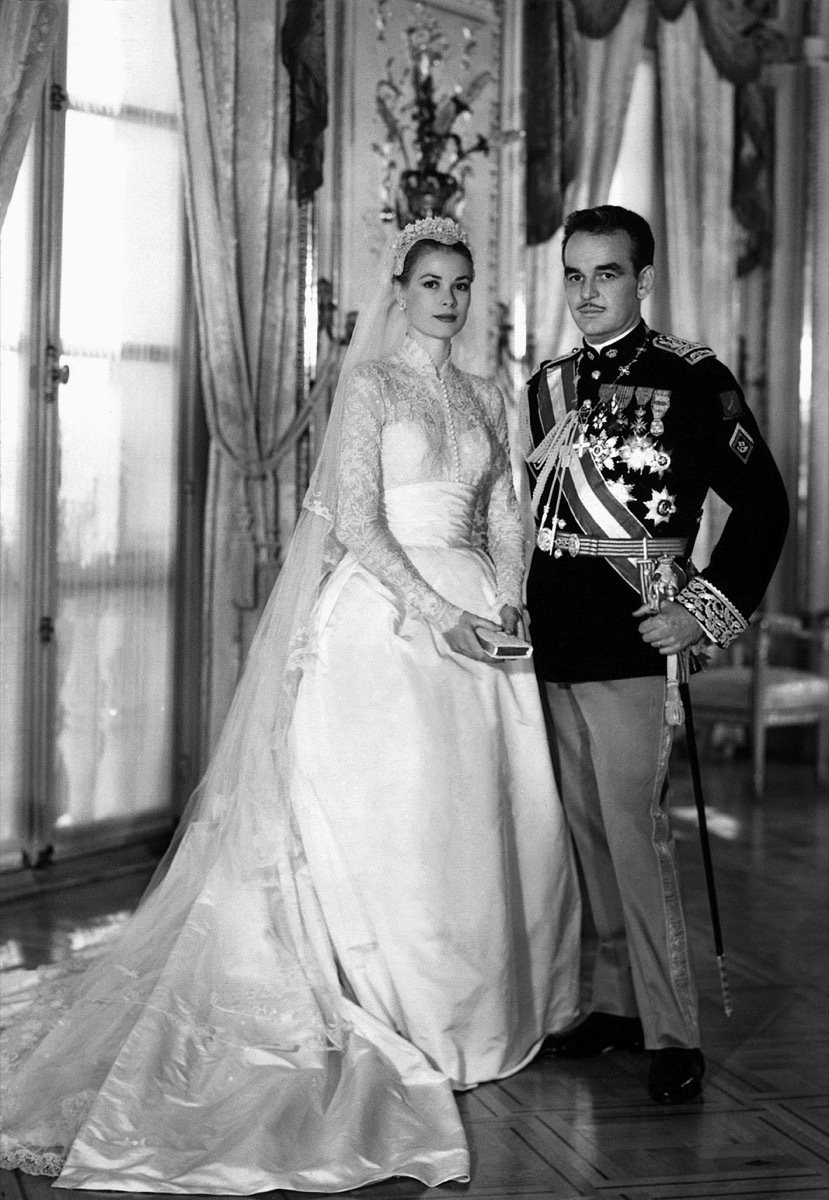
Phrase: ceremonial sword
[
  {"left": 678, "top": 665, "right": 733, "bottom": 1016},
  {"left": 642, "top": 558, "right": 734, "bottom": 1017}
]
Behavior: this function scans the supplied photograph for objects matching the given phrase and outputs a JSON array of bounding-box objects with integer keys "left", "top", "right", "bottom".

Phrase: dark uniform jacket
[{"left": 523, "top": 321, "right": 789, "bottom": 683}]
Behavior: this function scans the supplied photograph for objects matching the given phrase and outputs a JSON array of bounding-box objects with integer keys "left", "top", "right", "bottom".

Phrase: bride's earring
[{"left": 398, "top": 298, "right": 406, "bottom": 312}]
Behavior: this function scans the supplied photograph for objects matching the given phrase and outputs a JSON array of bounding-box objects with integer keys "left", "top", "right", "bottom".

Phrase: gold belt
[{"left": 551, "top": 533, "right": 687, "bottom": 559}]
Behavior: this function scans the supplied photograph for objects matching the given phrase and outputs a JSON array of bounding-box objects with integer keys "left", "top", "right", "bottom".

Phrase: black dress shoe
[
  {"left": 648, "top": 1047, "right": 705, "bottom": 1103},
  {"left": 541, "top": 1011, "right": 645, "bottom": 1058}
]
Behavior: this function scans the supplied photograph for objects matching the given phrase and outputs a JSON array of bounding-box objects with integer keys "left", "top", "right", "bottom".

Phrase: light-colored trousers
[{"left": 542, "top": 676, "right": 700, "bottom": 1050}]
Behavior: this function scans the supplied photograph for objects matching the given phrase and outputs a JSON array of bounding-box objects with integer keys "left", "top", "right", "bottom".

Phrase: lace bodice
[{"left": 336, "top": 337, "right": 524, "bottom": 631}]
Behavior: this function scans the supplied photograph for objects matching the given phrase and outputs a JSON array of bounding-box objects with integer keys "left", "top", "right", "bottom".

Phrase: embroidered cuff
[
  {"left": 677, "top": 576, "right": 748, "bottom": 648},
  {"left": 431, "top": 599, "right": 465, "bottom": 634}
]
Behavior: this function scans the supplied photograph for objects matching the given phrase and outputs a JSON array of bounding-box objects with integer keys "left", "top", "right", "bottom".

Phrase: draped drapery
[
  {"left": 0, "top": 0, "right": 65, "bottom": 230},
  {"left": 570, "top": 0, "right": 769, "bottom": 84},
  {"left": 732, "top": 81, "right": 775, "bottom": 278},
  {"left": 171, "top": 0, "right": 300, "bottom": 756},
  {"left": 527, "top": 0, "right": 649, "bottom": 362},
  {"left": 657, "top": 4, "right": 737, "bottom": 567},
  {"left": 658, "top": 7, "right": 736, "bottom": 355},
  {"left": 281, "top": 0, "right": 327, "bottom": 203},
  {"left": 524, "top": 0, "right": 579, "bottom": 246}
]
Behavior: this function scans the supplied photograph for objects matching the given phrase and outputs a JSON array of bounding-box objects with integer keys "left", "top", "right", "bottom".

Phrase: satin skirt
[
  {"left": 291, "top": 481, "right": 581, "bottom": 1085},
  {"left": 36, "top": 482, "right": 579, "bottom": 1195}
]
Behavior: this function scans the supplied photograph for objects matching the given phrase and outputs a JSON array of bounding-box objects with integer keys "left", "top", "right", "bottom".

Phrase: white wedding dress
[{"left": 1, "top": 337, "right": 579, "bottom": 1194}]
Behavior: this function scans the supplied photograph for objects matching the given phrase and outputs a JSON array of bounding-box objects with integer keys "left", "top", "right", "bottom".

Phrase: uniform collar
[{"left": 583, "top": 320, "right": 648, "bottom": 362}]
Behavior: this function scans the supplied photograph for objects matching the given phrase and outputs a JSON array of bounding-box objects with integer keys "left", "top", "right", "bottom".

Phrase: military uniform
[{"left": 522, "top": 319, "right": 788, "bottom": 1049}]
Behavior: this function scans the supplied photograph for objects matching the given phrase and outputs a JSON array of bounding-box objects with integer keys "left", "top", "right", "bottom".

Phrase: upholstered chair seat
[{"left": 687, "top": 614, "right": 829, "bottom": 798}]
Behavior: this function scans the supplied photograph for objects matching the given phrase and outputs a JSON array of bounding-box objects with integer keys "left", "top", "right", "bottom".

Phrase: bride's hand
[
  {"left": 499, "top": 605, "right": 523, "bottom": 636},
  {"left": 442, "top": 611, "right": 501, "bottom": 662}
]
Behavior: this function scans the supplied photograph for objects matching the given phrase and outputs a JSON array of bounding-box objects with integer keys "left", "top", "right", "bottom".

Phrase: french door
[{"left": 0, "top": 1, "right": 199, "bottom": 874}]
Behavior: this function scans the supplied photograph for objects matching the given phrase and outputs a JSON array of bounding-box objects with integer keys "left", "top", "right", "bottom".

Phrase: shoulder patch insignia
[
  {"left": 719, "top": 389, "right": 745, "bottom": 419},
  {"left": 729, "top": 423, "right": 754, "bottom": 463},
  {"left": 652, "top": 333, "right": 715, "bottom": 363}
]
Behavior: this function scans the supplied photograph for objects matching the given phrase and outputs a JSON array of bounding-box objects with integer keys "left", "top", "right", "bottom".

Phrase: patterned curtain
[
  {"left": 657, "top": 3, "right": 736, "bottom": 567},
  {"left": 527, "top": 0, "right": 649, "bottom": 362},
  {"left": 171, "top": 0, "right": 300, "bottom": 756},
  {"left": 0, "top": 0, "right": 66, "bottom": 229}
]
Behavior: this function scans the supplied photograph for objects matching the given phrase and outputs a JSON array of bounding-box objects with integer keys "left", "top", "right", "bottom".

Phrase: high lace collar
[{"left": 398, "top": 335, "right": 455, "bottom": 379}]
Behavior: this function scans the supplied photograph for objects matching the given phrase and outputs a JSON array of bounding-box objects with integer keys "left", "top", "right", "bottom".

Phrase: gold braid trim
[{"left": 677, "top": 576, "right": 748, "bottom": 648}]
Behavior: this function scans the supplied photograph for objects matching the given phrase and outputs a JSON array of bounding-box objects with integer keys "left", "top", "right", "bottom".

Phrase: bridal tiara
[{"left": 392, "top": 217, "right": 470, "bottom": 275}]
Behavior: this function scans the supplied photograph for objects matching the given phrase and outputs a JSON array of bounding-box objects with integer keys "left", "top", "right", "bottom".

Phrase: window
[{"left": 0, "top": 0, "right": 196, "bottom": 871}]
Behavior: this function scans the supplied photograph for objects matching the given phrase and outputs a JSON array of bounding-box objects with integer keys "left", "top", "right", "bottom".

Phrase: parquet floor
[{"left": 1, "top": 756, "right": 827, "bottom": 1200}]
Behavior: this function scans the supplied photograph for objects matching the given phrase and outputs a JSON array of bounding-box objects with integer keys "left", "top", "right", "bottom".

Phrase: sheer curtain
[
  {"left": 1, "top": 1, "right": 186, "bottom": 858},
  {"left": 527, "top": 0, "right": 649, "bottom": 363},
  {"left": 171, "top": 0, "right": 300, "bottom": 755},
  {"left": 53, "top": 1, "right": 185, "bottom": 833},
  {"left": 0, "top": 0, "right": 65, "bottom": 229},
  {"left": 657, "top": 3, "right": 736, "bottom": 566}
]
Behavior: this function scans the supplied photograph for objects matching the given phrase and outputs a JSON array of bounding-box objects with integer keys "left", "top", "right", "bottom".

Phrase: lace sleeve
[
  {"left": 482, "top": 382, "right": 526, "bottom": 610},
  {"left": 335, "top": 364, "right": 463, "bottom": 632}
]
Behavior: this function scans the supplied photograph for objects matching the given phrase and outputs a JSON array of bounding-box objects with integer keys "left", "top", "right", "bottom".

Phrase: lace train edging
[{"left": 0, "top": 1142, "right": 65, "bottom": 1178}]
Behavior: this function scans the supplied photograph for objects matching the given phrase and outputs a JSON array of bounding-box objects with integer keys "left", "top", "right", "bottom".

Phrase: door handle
[{"left": 44, "top": 344, "right": 69, "bottom": 401}]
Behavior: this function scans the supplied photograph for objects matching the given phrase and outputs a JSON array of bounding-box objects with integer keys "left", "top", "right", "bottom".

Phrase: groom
[{"left": 523, "top": 205, "right": 788, "bottom": 1103}]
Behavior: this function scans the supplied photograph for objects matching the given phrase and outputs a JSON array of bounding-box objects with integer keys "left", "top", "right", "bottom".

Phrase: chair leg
[{"left": 752, "top": 722, "right": 767, "bottom": 800}]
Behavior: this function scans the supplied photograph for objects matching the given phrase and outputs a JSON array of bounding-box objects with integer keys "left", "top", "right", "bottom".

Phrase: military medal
[
  {"left": 626, "top": 391, "right": 650, "bottom": 449},
  {"left": 650, "top": 389, "right": 671, "bottom": 437},
  {"left": 644, "top": 487, "right": 677, "bottom": 525}
]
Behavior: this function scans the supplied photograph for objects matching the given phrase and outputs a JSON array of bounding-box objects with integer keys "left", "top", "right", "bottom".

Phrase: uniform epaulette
[{"left": 651, "top": 333, "right": 716, "bottom": 365}]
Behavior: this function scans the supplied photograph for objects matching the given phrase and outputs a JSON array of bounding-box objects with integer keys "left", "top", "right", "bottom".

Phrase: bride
[{"left": 1, "top": 217, "right": 580, "bottom": 1193}]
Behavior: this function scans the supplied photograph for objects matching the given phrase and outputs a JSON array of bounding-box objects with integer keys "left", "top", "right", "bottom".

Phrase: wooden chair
[{"left": 687, "top": 613, "right": 829, "bottom": 799}]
